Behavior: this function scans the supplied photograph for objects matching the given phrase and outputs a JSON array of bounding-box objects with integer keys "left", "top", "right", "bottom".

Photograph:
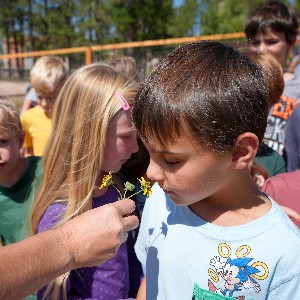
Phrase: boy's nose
[
  {"left": 146, "top": 159, "right": 163, "bottom": 182},
  {"left": 257, "top": 42, "right": 268, "bottom": 53}
]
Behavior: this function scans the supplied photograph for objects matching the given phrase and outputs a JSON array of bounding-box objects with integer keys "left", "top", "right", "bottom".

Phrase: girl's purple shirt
[{"left": 36, "top": 186, "right": 141, "bottom": 300}]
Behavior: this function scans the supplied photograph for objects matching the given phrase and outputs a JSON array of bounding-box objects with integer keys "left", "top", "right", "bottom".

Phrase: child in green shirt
[{"left": 0, "top": 100, "right": 42, "bottom": 246}]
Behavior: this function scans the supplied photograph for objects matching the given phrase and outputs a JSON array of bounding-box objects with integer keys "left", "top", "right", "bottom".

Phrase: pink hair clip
[{"left": 115, "top": 91, "right": 130, "bottom": 111}]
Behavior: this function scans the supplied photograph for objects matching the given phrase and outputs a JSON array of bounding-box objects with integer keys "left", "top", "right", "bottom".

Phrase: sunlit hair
[
  {"left": 132, "top": 41, "right": 269, "bottom": 153},
  {"left": 108, "top": 56, "right": 138, "bottom": 81},
  {"left": 240, "top": 49, "right": 284, "bottom": 108},
  {"left": 250, "top": 161, "right": 269, "bottom": 188},
  {"left": 0, "top": 99, "right": 22, "bottom": 139},
  {"left": 29, "top": 63, "right": 138, "bottom": 300},
  {"left": 30, "top": 56, "right": 68, "bottom": 94},
  {"left": 245, "top": 0, "right": 298, "bottom": 44}
]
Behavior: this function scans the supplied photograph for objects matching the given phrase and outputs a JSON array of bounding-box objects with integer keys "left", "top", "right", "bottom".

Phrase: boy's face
[
  {"left": 0, "top": 127, "right": 22, "bottom": 179},
  {"left": 248, "top": 28, "right": 292, "bottom": 64},
  {"left": 144, "top": 134, "right": 232, "bottom": 206},
  {"left": 36, "top": 89, "right": 58, "bottom": 114}
]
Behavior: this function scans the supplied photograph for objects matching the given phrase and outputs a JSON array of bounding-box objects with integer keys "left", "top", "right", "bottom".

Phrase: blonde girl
[{"left": 29, "top": 63, "right": 140, "bottom": 300}]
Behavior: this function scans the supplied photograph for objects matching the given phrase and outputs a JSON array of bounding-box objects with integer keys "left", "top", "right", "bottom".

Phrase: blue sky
[{"left": 173, "top": 0, "right": 183, "bottom": 7}]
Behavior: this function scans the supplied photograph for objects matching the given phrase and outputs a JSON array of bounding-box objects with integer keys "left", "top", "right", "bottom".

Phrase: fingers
[
  {"left": 112, "top": 198, "right": 136, "bottom": 216},
  {"left": 112, "top": 199, "right": 139, "bottom": 243},
  {"left": 122, "top": 214, "right": 139, "bottom": 232},
  {"left": 280, "top": 205, "right": 300, "bottom": 222},
  {"left": 110, "top": 198, "right": 139, "bottom": 233}
]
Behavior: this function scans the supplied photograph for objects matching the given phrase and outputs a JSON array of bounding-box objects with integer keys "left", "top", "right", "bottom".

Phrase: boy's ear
[{"left": 231, "top": 132, "right": 259, "bottom": 169}]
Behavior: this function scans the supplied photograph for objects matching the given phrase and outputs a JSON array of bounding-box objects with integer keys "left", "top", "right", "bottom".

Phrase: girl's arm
[
  {"left": 0, "top": 199, "right": 138, "bottom": 300},
  {"left": 136, "top": 276, "right": 146, "bottom": 300}
]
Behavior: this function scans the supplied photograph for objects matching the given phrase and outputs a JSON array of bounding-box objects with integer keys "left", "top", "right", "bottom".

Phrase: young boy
[
  {"left": 242, "top": 50, "right": 286, "bottom": 176},
  {"left": 245, "top": 0, "right": 299, "bottom": 155},
  {"left": 0, "top": 100, "right": 43, "bottom": 246},
  {"left": 21, "top": 56, "right": 67, "bottom": 156},
  {"left": 132, "top": 41, "right": 300, "bottom": 299}
]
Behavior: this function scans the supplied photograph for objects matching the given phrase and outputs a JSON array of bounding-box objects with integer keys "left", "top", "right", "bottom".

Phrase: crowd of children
[{"left": 0, "top": 0, "right": 300, "bottom": 299}]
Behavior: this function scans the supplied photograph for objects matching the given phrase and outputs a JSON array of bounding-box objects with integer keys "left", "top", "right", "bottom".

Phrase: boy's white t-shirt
[{"left": 135, "top": 183, "right": 300, "bottom": 300}]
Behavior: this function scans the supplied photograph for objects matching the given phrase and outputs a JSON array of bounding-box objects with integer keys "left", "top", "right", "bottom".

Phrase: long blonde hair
[{"left": 29, "top": 63, "right": 138, "bottom": 299}]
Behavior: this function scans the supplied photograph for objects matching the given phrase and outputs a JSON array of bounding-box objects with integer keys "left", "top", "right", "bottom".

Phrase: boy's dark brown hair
[
  {"left": 132, "top": 41, "right": 269, "bottom": 153},
  {"left": 245, "top": 0, "right": 298, "bottom": 44}
]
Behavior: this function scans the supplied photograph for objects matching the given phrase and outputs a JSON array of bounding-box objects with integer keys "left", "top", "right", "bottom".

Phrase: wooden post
[{"left": 85, "top": 46, "right": 92, "bottom": 64}]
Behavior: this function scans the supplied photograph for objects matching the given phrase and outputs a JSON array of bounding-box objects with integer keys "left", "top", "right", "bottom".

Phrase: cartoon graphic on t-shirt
[{"left": 204, "top": 243, "right": 268, "bottom": 299}]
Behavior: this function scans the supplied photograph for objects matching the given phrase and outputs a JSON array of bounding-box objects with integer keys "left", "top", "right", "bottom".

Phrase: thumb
[{"left": 111, "top": 198, "right": 136, "bottom": 216}]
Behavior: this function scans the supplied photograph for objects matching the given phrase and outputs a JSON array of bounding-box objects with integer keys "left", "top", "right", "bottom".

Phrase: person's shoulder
[
  {"left": 262, "top": 170, "right": 300, "bottom": 205},
  {"left": 21, "top": 105, "right": 41, "bottom": 119},
  {"left": 28, "top": 155, "right": 41, "bottom": 164},
  {"left": 270, "top": 198, "right": 300, "bottom": 234},
  {"left": 38, "top": 201, "right": 66, "bottom": 233},
  {"left": 283, "top": 75, "right": 300, "bottom": 102},
  {"left": 27, "top": 156, "right": 42, "bottom": 171},
  {"left": 149, "top": 183, "right": 166, "bottom": 201},
  {"left": 268, "top": 170, "right": 300, "bottom": 182},
  {"left": 143, "top": 183, "right": 169, "bottom": 211}
]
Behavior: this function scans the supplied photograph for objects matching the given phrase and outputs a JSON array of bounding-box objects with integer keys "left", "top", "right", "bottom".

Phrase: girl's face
[
  {"left": 248, "top": 27, "right": 292, "bottom": 64},
  {"left": 144, "top": 134, "right": 232, "bottom": 206},
  {"left": 102, "top": 110, "right": 139, "bottom": 173}
]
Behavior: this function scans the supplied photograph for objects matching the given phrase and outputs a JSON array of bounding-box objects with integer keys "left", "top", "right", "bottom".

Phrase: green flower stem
[
  {"left": 111, "top": 185, "right": 143, "bottom": 200},
  {"left": 111, "top": 185, "right": 123, "bottom": 200},
  {"left": 126, "top": 190, "right": 143, "bottom": 199}
]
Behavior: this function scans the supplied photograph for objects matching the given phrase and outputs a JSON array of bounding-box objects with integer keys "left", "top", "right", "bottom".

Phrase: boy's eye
[
  {"left": 250, "top": 41, "right": 259, "bottom": 47},
  {"left": 0, "top": 139, "right": 8, "bottom": 144},
  {"left": 266, "top": 39, "right": 278, "bottom": 45},
  {"left": 164, "top": 158, "right": 180, "bottom": 166}
]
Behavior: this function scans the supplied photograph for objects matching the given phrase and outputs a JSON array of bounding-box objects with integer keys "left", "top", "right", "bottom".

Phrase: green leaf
[{"left": 124, "top": 181, "right": 135, "bottom": 191}]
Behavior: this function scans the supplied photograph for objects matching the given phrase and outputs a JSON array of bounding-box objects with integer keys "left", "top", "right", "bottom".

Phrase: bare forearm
[
  {"left": 0, "top": 229, "right": 73, "bottom": 299},
  {"left": 0, "top": 200, "right": 139, "bottom": 299},
  {"left": 136, "top": 276, "right": 146, "bottom": 300}
]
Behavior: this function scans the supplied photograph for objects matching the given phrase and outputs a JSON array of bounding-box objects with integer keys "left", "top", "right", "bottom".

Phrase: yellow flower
[
  {"left": 138, "top": 177, "right": 152, "bottom": 198},
  {"left": 99, "top": 171, "right": 114, "bottom": 189}
]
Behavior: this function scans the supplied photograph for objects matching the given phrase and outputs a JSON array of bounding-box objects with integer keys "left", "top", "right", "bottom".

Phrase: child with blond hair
[
  {"left": 30, "top": 63, "right": 142, "bottom": 299},
  {"left": 0, "top": 99, "right": 42, "bottom": 248},
  {"left": 21, "top": 56, "right": 67, "bottom": 156}
]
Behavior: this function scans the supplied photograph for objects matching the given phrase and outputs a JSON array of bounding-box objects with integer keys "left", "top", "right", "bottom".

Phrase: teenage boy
[{"left": 245, "top": 0, "right": 299, "bottom": 155}]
